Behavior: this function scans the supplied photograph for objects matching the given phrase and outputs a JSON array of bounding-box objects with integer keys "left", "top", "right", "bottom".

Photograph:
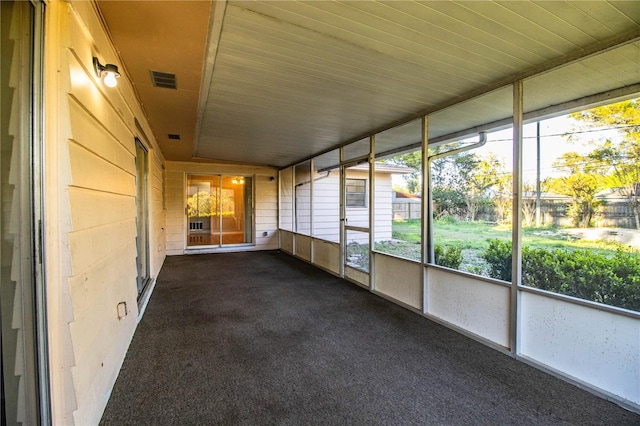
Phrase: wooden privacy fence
[
  {"left": 392, "top": 201, "right": 421, "bottom": 220},
  {"left": 393, "top": 200, "right": 638, "bottom": 229}
]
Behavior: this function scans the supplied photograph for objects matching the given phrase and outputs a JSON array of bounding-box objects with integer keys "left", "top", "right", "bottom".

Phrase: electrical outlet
[{"left": 117, "top": 302, "right": 128, "bottom": 320}]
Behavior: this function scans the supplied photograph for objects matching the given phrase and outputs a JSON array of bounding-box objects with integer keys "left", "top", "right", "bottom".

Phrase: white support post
[
  {"left": 339, "top": 148, "right": 345, "bottom": 278},
  {"left": 369, "top": 135, "right": 375, "bottom": 290},
  {"left": 421, "top": 115, "right": 429, "bottom": 314},
  {"left": 310, "top": 159, "right": 314, "bottom": 264},
  {"left": 511, "top": 80, "right": 524, "bottom": 355}
]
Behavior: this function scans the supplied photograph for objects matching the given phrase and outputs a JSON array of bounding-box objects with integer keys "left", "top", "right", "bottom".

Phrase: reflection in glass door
[{"left": 187, "top": 175, "right": 253, "bottom": 247}]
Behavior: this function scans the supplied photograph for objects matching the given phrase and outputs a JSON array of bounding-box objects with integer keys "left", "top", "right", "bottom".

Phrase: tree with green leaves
[
  {"left": 387, "top": 151, "right": 421, "bottom": 194},
  {"left": 429, "top": 150, "right": 478, "bottom": 219},
  {"left": 571, "top": 99, "right": 640, "bottom": 228},
  {"left": 459, "top": 153, "right": 505, "bottom": 221},
  {"left": 548, "top": 152, "right": 605, "bottom": 228}
]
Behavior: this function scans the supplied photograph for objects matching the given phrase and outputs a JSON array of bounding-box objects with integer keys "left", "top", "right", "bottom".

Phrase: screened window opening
[{"left": 519, "top": 98, "right": 640, "bottom": 313}]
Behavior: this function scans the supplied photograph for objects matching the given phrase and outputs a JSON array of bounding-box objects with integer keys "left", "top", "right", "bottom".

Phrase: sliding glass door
[
  {"left": 1, "top": 1, "right": 48, "bottom": 423},
  {"left": 187, "top": 175, "right": 253, "bottom": 247}
]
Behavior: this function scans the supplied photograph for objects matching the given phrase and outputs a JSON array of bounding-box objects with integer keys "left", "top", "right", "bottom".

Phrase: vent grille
[
  {"left": 150, "top": 70, "right": 177, "bottom": 89},
  {"left": 168, "top": 134, "right": 181, "bottom": 140}
]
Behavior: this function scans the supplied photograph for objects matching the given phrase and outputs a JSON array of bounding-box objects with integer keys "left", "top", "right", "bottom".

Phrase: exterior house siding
[
  {"left": 45, "top": 2, "right": 166, "bottom": 424},
  {"left": 287, "top": 169, "right": 395, "bottom": 244}
]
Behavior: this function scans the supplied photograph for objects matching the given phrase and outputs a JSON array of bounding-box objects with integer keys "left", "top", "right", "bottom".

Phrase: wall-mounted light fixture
[{"left": 93, "top": 57, "right": 120, "bottom": 88}]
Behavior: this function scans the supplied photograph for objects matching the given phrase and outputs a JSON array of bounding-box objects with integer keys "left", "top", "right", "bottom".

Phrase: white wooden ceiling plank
[
  {"left": 572, "top": 1, "right": 640, "bottom": 32},
  {"left": 382, "top": 1, "right": 540, "bottom": 66},
  {"left": 232, "top": 1, "right": 496, "bottom": 81},
  {"left": 532, "top": 1, "right": 624, "bottom": 40},
  {"left": 609, "top": 1, "right": 640, "bottom": 25},
  {"left": 218, "top": 32, "right": 452, "bottom": 97},
  {"left": 216, "top": 35, "right": 465, "bottom": 104},
  {"left": 205, "top": 68, "right": 418, "bottom": 121},
  {"left": 206, "top": 89, "right": 414, "bottom": 124},
  {"left": 500, "top": 1, "right": 601, "bottom": 45},
  {"left": 207, "top": 86, "right": 420, "bottom": 128},
  {"left": 227, "top": 2, "right": 521, "bottom": 89},
  {"left": 462, "top": 1, "right": 581, "bottom": 52},
  {"left": 209, "top": 56, "right": 439, "bottom": 112},
  {"left": 210, "top": 44, "right": 457, "bottom": 105},
  {"left": 313, "top": 1, "right": 524, "bottom": 76},
  {"left": 611, "top": 43, "right": 640, "bottom": 76},
  {"left": 424, "top": 1, "right": 566, "bottom": 60},
  {"left": 205, "top": 100, "right": 401, "bottom": 132},
  {"left": 222, "top": 13, "right": 487, "bottom": 93},
  {"left": 574, "top": 56, "right": 637, "bottom": 88}
]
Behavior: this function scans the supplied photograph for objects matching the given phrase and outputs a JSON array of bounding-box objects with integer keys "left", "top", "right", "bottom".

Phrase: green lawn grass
[
  {"left": 379, "top": 219, "right": 636, "bottom": 271},
  {"left": 392, "top": 219, "right": 629, "bottom": 254}
]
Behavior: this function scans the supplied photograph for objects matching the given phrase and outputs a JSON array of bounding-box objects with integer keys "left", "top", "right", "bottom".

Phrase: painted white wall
[
  {"left": 165, "top": 161, "right": 278, "bottom": 255},
  {"left": 44, "top": 2, "right": 166, "bottom": 424},
  {"left": 313, "top": 240, "right": 340, "bottom": 275},
  {"left": 295, "top": 234, "right": 312, "bottom": 261},
  {"left": 281, "top": 230, "right": 294, "bottom": 254},
  {"left": 427, "top": 268, "right": 510, "bottom": 348},
  {"left": 345, "top": 266, "right": 369, "bottom": 287},
  {"left": 520, "top": 291, "right": 640, "bottom": 407},
  {"left": 374, "top": 254, "right": 421, "bottom": 309}
]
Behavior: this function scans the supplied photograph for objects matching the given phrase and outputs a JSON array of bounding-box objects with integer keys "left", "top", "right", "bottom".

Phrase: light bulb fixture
[{"left": 93, "top": 57, "right": 120, "bottom": 88}]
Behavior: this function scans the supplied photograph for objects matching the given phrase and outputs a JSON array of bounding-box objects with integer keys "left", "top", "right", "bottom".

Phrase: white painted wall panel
[
  {"left": 281, "top": 230, "right": 294, "bottom": 254},
  {"left": 295, "top": 234, "right": 312, "bottom": 261},
  {"left": 520, "top": 291, "right": 640, "bottom": 406},
  {"left": 346, "top": 266, "right": 369, "bottom": 287},
  {"left": 427, "top": 268, "right": 510, "bottom": 348},
  {"left": 313, "top": 239, "right": 340, "bottom": 274},
  {"left": 374, "top": 253, "right": 421, "bottom": 309}
]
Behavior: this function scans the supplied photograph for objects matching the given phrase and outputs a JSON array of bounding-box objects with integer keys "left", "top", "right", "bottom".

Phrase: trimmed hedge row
[{"left": 481, "top": 239, "right": 640, "bottom": 312}]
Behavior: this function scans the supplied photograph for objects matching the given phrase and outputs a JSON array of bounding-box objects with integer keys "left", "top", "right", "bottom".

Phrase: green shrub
[
  {"left": 481, "top": 239, "right": 512, "bottom": 282},
  {"left": 481, "top": 240, "right": 640, "bottom": 312},
  {"left": 434, "top": 244, "right": 463, "bottom": 269}
]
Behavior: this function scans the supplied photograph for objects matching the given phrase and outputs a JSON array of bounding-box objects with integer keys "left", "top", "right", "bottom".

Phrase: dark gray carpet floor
[{"left": 100, "top": 251, "right": 639, "bottom": 425}]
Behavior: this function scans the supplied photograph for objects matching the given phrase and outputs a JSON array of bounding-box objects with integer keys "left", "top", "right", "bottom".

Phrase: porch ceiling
[{"left": 96, "top": 1, "right": 640, "bottom": 168}]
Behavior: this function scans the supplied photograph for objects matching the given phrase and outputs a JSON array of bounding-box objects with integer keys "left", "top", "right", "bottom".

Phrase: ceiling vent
[
  {"left": 167, "top": 134, "right": 181, "bottom": 140},
  {"left": 150, "top": 70, "right": 177, "bottom": 89}
]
